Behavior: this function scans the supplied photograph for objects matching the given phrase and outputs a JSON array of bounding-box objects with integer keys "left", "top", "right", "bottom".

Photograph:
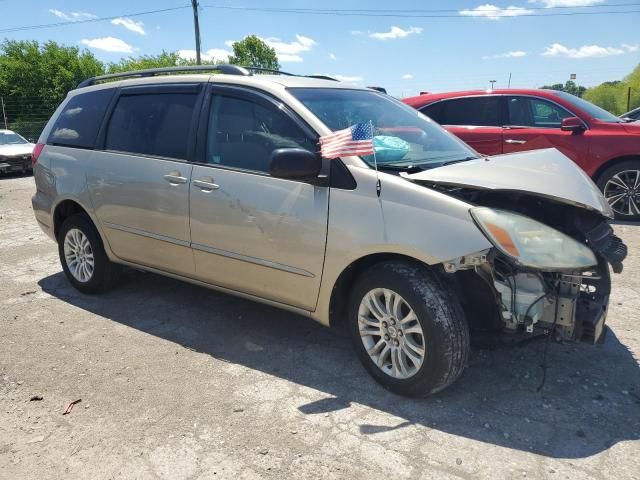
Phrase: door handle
[
  {"left": 192, "top": 177, "right": 220, "bottom": 191},
  {"left": 504, "top": 139, "right": 527, "bottom": 145},
  {"left": 163, "top": 171, "right": 188, "bottom": 184}
]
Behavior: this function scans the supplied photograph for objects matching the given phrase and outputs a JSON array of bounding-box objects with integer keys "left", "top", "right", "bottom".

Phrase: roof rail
[
  {"left": 307, "top": 75, "right": 339, "bottom": 82},
  {"left": 245, "top": 67, "right": 297, "bottom": 76},
  {"left": 77, "top": 64, "right": 252, "bottom": 88}
]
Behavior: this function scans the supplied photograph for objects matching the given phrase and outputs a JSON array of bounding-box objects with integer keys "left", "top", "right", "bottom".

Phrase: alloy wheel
[
  {"left": 63, "top": 228, "right": 95, "bottom": 283},
  {"left": 603, "top": 170, "right": 640, "bottom": 217},
  {"left": 358, "top": 288, "right": 426, "bottom": 379}
]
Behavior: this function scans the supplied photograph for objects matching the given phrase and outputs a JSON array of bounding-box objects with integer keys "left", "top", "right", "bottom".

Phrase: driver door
[{"left": 189, "top": 85, "right": 329, "bottom": 310}]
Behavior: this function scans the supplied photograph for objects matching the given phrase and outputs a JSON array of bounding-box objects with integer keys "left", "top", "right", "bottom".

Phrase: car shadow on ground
[{"left": 39, "top": 268, "right": 640, "bottom": 460}]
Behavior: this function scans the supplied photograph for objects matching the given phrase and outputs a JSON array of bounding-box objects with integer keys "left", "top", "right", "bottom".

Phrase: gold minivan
[{"left": 32, "top": 66, "right": 626, "bottom": 396}]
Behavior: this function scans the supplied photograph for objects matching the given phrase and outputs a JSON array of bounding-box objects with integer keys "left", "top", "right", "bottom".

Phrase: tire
[
  {"left": 57, "top": 213, "right": 117, "bottom": 294},
  {"left": 347, "top": 261, "right": 469, "bottom": 397},
  {"left": 596, "top": 160, "right": 640, "bottom": 221}
]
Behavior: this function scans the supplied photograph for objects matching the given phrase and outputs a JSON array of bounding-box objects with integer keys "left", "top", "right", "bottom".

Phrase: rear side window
[
  {"left": 438, "top": 97, "right": 503, "bottom": 126},
  {"left": 105, "top": 93, "right": 197, "bottom": 160},
  {"left": 49, "top": 89, "right": 115, "bottom": 149},
  {"left": 420, "top": 102, "right": 444, "bottom": 123}
]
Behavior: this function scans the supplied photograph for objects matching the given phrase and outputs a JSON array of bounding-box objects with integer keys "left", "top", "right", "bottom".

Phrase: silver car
[
  {"left": 32, "top": 65, "right": 627, "bottom": 396},
  {"left": 0, "top": 129, "right": 34, "bottom": 175}
]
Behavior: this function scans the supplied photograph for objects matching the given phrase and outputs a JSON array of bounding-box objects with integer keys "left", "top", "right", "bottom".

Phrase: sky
[{"left": 1, "top": 0, "right": 639, "bottom": 97}]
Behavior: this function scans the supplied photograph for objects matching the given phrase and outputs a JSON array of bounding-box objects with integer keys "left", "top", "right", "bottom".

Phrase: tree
[
  {"left": 106, "top": 51, "right": 218, "bottom": 73},
  {"left": 228, "top": 35, "right": 279, "bottom": 70},
  {"left": 540, "top": 80, "right": 586, "bottom": 98},
  {"left": 583, "top": 64, "right": 639, "bottom": 115},
  {"left": 0, "top": 40, "right": 104, "bottom": 138}
]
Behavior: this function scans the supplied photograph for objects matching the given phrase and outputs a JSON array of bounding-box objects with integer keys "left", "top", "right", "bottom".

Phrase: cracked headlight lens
[{"left": 470, "top": 207, "right": 597, "bottom": 270}]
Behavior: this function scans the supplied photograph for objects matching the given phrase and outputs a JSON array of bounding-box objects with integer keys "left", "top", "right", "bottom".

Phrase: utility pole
[
  {"left": 191, "top": 0, "right": 202, "bottom": 65},
  {"left": 1, "top": 97, "right": 7, "bottom": 130},
  {"left": 489, "top": 80, "right": 496, "bottom": 89},
  {"left": 628, "top": 87, "right": 632, "bottom": 112},
  {"left": 507, "top": 72, "right": 512, "bottom": 88}
]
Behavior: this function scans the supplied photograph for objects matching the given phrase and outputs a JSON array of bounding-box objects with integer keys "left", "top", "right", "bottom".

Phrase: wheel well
[
  {"left": 328, "top": 253, "right": 429, "bottom": 328},
  {"left": 53, "top": 200, "right": 88, "bottom": 240},
  {"left": 592, "top": 155, "right": 640, "bottom": 184}
]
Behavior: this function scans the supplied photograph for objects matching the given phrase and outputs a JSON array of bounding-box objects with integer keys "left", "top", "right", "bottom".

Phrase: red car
[{"left": 403, "top": 89, "right": 640, "bottom": 219}]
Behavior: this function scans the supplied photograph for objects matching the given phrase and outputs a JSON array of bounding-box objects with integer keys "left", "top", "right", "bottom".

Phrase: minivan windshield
[
  {"left": 550, "top": 91, "right": 622, "bottom": 123},
  {"left": 0, "top": 132, "right": 28, "bottom": 145},
  {"left": 289, "top": 88, "right": 479, "bottom": 168}
]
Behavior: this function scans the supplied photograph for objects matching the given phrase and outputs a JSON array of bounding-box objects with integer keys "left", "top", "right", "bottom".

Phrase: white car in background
[{"left": 0, "top": 129, "right": 34, "bottom": 175}]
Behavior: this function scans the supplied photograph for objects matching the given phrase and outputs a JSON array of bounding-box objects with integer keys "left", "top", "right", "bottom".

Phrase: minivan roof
[{"left": 72, "top": 72, "right": 365, "bottom": 96}]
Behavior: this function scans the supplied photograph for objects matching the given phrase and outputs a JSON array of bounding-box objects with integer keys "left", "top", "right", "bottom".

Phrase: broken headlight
[{"left": 470, "top": 207, "right": 597, "bottom": 271}]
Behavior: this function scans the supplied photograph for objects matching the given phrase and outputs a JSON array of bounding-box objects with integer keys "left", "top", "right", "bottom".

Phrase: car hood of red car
[{"left": 408, "top": 148, "right": 614, "bottom": 217}]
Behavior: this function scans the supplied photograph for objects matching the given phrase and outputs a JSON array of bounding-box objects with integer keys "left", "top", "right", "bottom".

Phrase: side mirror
[
  {"left": 561, "top": 116, "right": 585, "bottom": 133},
  {"left": 270, "top": 148, "right": 322, "bottom": 181}
]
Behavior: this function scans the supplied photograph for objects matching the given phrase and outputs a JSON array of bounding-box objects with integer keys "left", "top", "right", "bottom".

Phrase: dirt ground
[{"left": 1, "top": 174, "right": 639, "bottom": 480}]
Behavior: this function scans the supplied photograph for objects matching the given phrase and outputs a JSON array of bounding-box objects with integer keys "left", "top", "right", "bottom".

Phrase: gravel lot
[{"left": 1, "top": 174, "right": 639, "bottom": 479}]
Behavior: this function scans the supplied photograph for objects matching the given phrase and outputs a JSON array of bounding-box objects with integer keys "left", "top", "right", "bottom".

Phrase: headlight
[{"left": 470, "top": 207, "right": 597, "bottom": 270}]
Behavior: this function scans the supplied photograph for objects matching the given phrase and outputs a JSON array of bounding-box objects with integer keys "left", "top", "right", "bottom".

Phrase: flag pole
[{"left": 370, "top": 120, "right": 381, "bottom": 197}]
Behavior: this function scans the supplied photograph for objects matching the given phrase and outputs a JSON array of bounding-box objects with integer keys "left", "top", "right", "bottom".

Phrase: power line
[
  {"left": 0, "top": 2, "right": 638, "bottom": 33},
  {"left": 205, "top": 2, "right": 640, "bottom": 13},
  {"left": 0, "top": 6, "right": 190, "bottom": 34},
  {"left": 199, "top": 4, "right": 640, "bottom": 18}
]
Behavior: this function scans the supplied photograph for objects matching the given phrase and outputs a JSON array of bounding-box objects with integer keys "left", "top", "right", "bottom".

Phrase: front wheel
[
  {"left": 597, "top": 161, "right": 640, "bottom": 221},
  {"left": 348, "top": 261, "right": 469, "bottom": 397}
]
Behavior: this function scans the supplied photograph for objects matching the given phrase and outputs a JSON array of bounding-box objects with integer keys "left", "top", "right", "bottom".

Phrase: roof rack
[
  {"left": 77, "top": 64, "right": 341, "bottom": 89},
  {"left": 77, "top": 64, "right": 252, "bottom": 88}
]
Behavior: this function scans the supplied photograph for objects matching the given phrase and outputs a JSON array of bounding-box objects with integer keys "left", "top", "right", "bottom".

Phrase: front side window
[
  {"left": 439, "top": 97, "right": 503, "bottom": 127},
  {"left": 49, "top": 88, "right": 115, "bottom": 149},
  {"left": 289, "top": 88, "right": 478, "bottom": 168},
  {"left": 507, "top": 97, "right": 572, "bottom": 128},
  {"left": 205, "top": 94, "right": 315, "bottom": 173},
  {"left": 0, "top": 132, "right": 28, "bottom": 145},
  {"left": 105, "top": 92, "right": 197, "bottom": 160}
]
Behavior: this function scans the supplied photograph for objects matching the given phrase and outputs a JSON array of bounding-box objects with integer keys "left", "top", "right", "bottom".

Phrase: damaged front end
[{"left": 441, "top": 201, "right": 626, "bottom": 344}]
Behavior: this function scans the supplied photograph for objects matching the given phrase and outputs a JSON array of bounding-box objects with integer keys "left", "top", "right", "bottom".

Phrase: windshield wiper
[
  {"left": 443, "top": 156, "right": 479, "bottom": 166},
  {"left": 377, "top": 164, "right": 425, "bottom": 174}
]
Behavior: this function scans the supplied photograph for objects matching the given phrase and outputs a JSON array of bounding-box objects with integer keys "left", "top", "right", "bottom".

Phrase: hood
[
  {"left": 408, "top": 148, "right": 613, "bottom": 218},
  {"left": 0, "top": 144, "right": 34, "bottom": 157},
  {"left": 622, "top": 122, "right": 640, "bottom": 134}
]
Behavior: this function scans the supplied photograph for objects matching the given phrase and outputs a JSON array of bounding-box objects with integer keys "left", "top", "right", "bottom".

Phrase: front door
[
  {"left": 189, "top": 86, "right": 329, "bottom": 310},
  {"left": 502, "top": 96, "right": 590, "bottom": 167},
  {"left": 87, "top": 85, "right": 201, "bottom": 276}
]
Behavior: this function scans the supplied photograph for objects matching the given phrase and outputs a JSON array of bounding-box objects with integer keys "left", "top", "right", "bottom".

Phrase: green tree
[
  {"left": 0, "top": 40, "right": 104, "bottom": 138},
  {"left": 228, "top": 35, "right": 279, "bottom": 70},
  {"left": 540, "top": 80, "right": 586, "bottom": 97},
  {"left": 106, "top": 50, "right": 216, "bottom": 73},
  {"left": 583, "top": 64, "right": 639, "bottom": 115}
]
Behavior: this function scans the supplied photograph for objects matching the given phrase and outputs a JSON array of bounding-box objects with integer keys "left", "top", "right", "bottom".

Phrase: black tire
[
  {"left": 348, "top": 261, "right": 469, "bottom": 397},
  {"left": 57, "top": 213, "right": 117, "bottom": 294},
  {"left": 596, "top": 160, "right": 640, "bottom": 221}
]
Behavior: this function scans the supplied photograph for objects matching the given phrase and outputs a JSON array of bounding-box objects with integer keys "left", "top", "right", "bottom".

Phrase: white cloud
[
  {"left": 369, "top": 26, "right": 423, "bottom": 40},
  {"left": 483, "top": 50, "right": 528, "bottom": 59},
  {"left": 402, "top": 73, "right": 413, "bottom": 79},
  {"left": 225, "top": 34, "right": 317, "bottom": 63},
  {"left": 111, "top": 17, "right": 146, "bottom": 35},
  {"left": 329, "top": 53, "right": 337, "bottom": 60},
  {"left": 177, "top": 48, "right": 231, "bottom": 62},
  {"left": 49, "top": 9, "right": 97, "bottom": 21},
  {"left": 332, "top": 75, "right": 364, "bottom": 83},
  {"left": 351, "top": 30, "right": 365, "bottom": 36},
  {"left": 529, "top": 0, "right": 603, "bottom": 7},
  {"left": 459, "top": 4, "right": 533, "bottom": 20},
  {"left": 542, "top": 43, "right": 637, "bottom": 58},
  {"left": 80, "top": 37, "right": 135, "bottom": 53}
]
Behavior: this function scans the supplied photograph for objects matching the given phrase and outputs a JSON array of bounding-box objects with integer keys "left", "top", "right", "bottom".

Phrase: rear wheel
[
  {"left": 348, "top": 261, "right": 469, "bottom": 397},
  {"left": 58, "top": 214, "right": 117, "bottom": 293},
  {"left": 597, "top": 161, "right": 640, "bottom": 221}
]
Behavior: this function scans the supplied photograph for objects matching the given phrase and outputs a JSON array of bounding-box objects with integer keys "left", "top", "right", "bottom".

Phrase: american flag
[{"left": 319, "top": 122, "right": 375, "bottom": 159}]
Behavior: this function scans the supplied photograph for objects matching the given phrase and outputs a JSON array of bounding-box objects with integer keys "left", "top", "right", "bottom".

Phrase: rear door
[
  {"left": 188, "top": 85, "right": 329, "bottom": 310},
  {"left": 421, "top": 96, "right": 505, "bottom": 155},
  {"left": 503, "top": 96, "right": 590, "bottom": 167},
  {"left": 87, "top": 84, "right": 202, "bottom": 276}
]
